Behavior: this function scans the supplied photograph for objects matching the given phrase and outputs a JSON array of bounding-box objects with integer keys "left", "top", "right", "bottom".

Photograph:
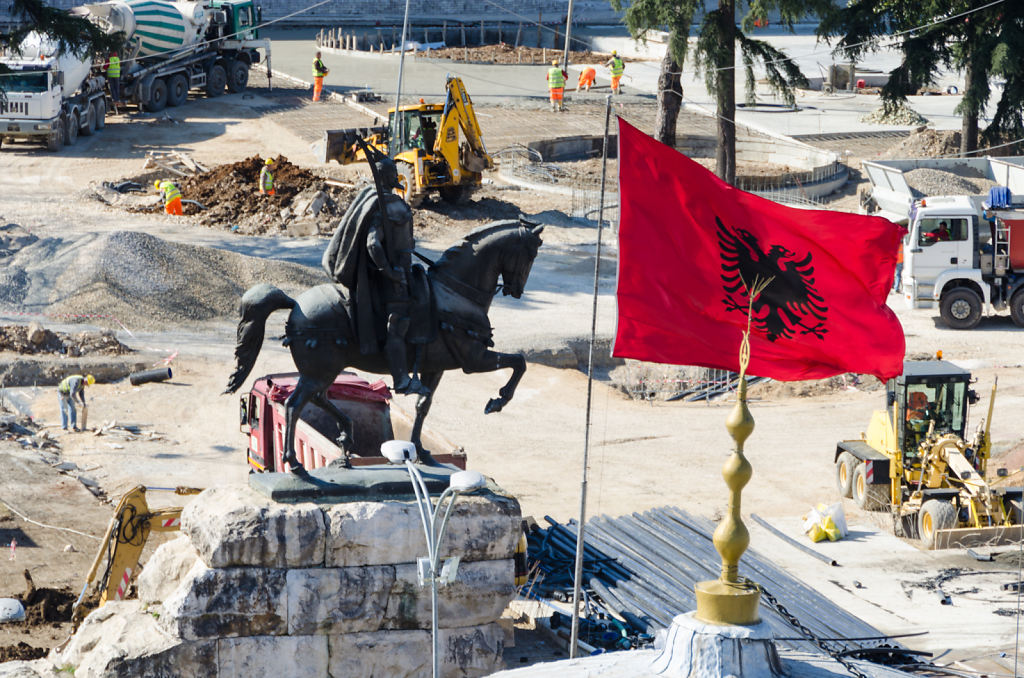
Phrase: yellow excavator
[
  {"left": 835, "top": 360, "right": 1022, "bottom": 549},
  {"left": 318, "top": 76, "right": 492, "bottom": 207},
  {"left": 73, "top": 485, "right": 201, "bottom": 617}
]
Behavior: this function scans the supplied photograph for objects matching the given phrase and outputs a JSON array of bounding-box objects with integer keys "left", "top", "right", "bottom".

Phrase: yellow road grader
[
  {"left": 317, "top": 76, "right": 492, "bottom": 207},
  {"left": 835, "top": 360, "right": 1022, "bottom": 549}
]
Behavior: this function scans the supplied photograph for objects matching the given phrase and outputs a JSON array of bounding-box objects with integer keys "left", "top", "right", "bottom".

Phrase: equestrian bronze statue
[{"left": 224, "top": 218, "right": 544, "bottom": 472}]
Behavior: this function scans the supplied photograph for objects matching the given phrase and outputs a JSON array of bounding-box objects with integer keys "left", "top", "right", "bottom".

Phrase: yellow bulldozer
[
  {"left": 318, "top": 76, "right": 492, "bottom": 207},
  {"left": 835, "top": 360, "right": 1022, "bottom": 549}
]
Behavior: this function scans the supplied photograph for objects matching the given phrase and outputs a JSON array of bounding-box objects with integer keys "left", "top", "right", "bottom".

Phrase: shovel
[{"left": 80, "top": 404, "right": 88, "bottom": 432}]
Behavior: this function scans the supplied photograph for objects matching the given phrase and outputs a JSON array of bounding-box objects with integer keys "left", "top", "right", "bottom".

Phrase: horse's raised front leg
[
  {"left": 283, "top": 378, "right": 322, "bottom": 474},
  {"left": 462, "top": 350, "right": 526, "bottom": 414},
  {"left": 410, "top": 371, "right": 443, "bottom": 463},
  {"left": 312, "top": 391, "right": 355, "bottom": 467}
]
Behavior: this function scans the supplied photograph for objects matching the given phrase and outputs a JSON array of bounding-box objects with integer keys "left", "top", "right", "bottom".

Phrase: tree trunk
[
  {"left": 960, "top": 55, "right": 980, "bottom": 156},
  {"left": 715, "top": 0, "right": 736, "bottom": 185},
  {"left": 655, "top": 46, "right": 683, "bottom": 147}
]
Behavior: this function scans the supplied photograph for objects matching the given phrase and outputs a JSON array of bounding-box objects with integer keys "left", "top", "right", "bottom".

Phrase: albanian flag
[{"left": 613, "top": 118, "right": 905, "bottom": 382}]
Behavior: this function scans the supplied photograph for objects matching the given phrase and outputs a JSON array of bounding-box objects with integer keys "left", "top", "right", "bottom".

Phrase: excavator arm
[
  {"left": 437, "top": 76, "right": 492, "bottom": 174},
  {"left": 75, "top": 486, "right": 201, "bottom": 613}
]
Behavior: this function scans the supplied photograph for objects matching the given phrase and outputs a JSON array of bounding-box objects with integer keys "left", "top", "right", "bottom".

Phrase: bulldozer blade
[
  {"left": 319, "top": 126, "right": 387, "bottom": 164},
  {"left": 930, "top": 524, "right": 1024, "bottom": 550}
]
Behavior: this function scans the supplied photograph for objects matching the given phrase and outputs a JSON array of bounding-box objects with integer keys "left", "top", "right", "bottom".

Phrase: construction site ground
[{"left": 1, "top": 72, "right": 1022, "bottom": 674}]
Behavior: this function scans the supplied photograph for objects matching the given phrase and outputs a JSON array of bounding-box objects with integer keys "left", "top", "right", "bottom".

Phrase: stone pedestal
[
  {"left": 40, "top": 481, "right": 522, "bottom": 678},
  {"left": 649, "top": 612, "right": 784, "bottom": 678}
]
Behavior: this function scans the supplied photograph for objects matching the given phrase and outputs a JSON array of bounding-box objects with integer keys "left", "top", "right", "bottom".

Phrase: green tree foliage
[
  {"left": 1, "top": 0, "right": 122, "bottom": 87},
  {"left": 610, "top": 0, "right": 828, "bottom": 184},
  {"left": 818, "top": 1, "right": 1024, "bottom": 154}
]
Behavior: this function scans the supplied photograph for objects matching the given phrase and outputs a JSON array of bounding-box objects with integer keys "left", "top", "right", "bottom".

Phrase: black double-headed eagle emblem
[{"left": 716, "top": 217, "right": 828, "bottom": 342}]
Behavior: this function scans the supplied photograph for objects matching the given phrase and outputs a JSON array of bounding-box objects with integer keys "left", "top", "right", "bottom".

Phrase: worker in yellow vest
[
  {"left": 58, "top": 374, "right": 94, "bottom": 431},
  {"left": 154, "top": 179, "right": 183, "bottom": 215},
  {"left": 259, "top": 157, "right": 276, "bottom": 196},
  {"left": 105, "top": 51, "right": 121, "bottom": 103},
  {"left": 605, "top": 50, "right": 625, "bottom": 94},
  {"left": 312, "top": 51, "right": 329, "bottom": 101},
  {"left": 546, "top": 60, "right": 567, "bottom": 112}
]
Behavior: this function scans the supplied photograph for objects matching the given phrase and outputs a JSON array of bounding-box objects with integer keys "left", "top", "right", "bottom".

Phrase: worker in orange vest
[
  {"left": 547, "top": 60, "right": 567, "bottom": 112},
  {"left": 312, "top": 52, "right": 329, "bottom": 101},
  {"left": 893, "top": 236, "right": 904, "bottom": 293},
  {"left": 577, "top": 67, "right": 596, "bottom": 92}
]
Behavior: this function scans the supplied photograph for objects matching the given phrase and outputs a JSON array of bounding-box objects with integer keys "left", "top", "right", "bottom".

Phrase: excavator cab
[{"left": 389, "top": 107, "right": 442, "bottom": 156}]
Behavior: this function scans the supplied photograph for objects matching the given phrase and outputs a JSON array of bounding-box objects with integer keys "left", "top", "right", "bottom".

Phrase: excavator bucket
[
  {"left": 317, "top": 126, "right": 387, "bottom": 165},
  {"left": 930, "top": 523, "right": 1024, "bottom": 549}
]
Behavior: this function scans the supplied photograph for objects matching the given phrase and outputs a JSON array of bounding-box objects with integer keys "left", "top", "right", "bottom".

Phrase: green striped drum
[{"left": 127, "top": 0, "right": 206, "bottom": 57}]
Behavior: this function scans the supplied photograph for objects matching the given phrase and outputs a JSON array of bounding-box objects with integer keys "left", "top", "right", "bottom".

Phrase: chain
[{"left": 743, "top": 578, "right": 873, "bottom": 678}]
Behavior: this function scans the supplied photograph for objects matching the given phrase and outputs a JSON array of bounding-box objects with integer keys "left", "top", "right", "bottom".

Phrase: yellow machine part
[{"left": 79, "top": 486, "right": 201, "bottom": 607}]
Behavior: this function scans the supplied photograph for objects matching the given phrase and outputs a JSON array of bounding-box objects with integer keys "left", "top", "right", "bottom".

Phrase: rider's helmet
[{"left": 375, "top": 157, "right": 401, "bottom": 191}]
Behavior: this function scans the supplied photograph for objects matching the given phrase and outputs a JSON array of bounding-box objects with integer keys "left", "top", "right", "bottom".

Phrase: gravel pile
[
  {"left": 903, "top": 167, "right": 998, "bottom": 198},
  {"left": 860, "top": 101, "right": 929, "bottom": 126},
  {"left": 883, "top": 128, "right": 962, "bottom": 158},
  {"left": 0, "top": 230, "right": 323, "bottom": 330}
]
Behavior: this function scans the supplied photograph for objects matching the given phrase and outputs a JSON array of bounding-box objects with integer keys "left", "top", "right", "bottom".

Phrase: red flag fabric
[{"left": 613, "top": 118, "right": 905, "bottom": 381}]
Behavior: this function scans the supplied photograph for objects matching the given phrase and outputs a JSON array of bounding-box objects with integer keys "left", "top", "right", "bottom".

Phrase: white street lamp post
[{"left": 381, "top": 441, "right": 487, "bottom": 678}]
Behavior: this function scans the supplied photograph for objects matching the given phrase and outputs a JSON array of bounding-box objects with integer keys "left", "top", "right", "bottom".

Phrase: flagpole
[{"left": 569, "top": 93, "right": 613, "bottom": 659}]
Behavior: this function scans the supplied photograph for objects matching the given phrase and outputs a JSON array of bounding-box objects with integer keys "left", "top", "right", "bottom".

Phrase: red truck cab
[{"left": 240, "top": 372, "right": 465, "bottom": 472}]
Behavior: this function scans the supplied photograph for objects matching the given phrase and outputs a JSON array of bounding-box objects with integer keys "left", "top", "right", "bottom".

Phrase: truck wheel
[
  {"left": 852, "top": 463, "right": 888, "bottom": 511},
  {"left": 205, "top": 64, "right": 227, "bottom": 97},
  {"left": 939, "top": 288, "right": 982, "bottom": 329},
  {"left": 835, "top": 451, "right": 856, "bottom": 498},
  {"left": 46, "top": 126, "right": 63, "bottom": 152},
  {"left": 81, "top": 104, "right": 97, "bottom": 136},
  {"left": 167, "top": 74, "right": 189, "bottom": 107},
  {"left": 227, "top": 61, "right": 249, "bottom": 93},
  {"left": 64, "top": 112, "right": 79, "bottom": 146},
  {"left": 918, "top": 499, "right": 957, "bottom": 549},
  {"left": 93, "top": 99, "right": 106, "bottom": 130},
  {"left": 396, "top": 161, "right": 424, "bottom": 208},
  {"left": 145, "top": 78, "right": 168, "bottom": 112},
  {"left": 1010, "top": 290, "right": 1024, "bottom": 328}
]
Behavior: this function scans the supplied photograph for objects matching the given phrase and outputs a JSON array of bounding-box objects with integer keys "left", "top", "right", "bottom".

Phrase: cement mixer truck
[{"left": 0, "top": 0, "right": 270, "bottom": 151}]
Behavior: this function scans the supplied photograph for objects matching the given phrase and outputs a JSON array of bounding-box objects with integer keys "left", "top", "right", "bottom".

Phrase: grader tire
[
  {"left": 835, "top": 452, "right": 856, "bottom": 498},
  {"left": 852, "top": 463, "right": 888, "bottom": 511},
  {"left": 918, "top": 499, "right": 957, "bottom": 549}
]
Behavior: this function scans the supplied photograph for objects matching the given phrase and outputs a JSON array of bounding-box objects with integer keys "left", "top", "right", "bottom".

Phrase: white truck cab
[{"left": 903, "top": 193, "right": 1024, "bottom": 328}]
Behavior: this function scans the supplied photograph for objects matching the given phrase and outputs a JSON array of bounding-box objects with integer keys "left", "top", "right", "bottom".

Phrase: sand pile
[{"left": 0, "top": 230, "right": 323, "bottom": 330}]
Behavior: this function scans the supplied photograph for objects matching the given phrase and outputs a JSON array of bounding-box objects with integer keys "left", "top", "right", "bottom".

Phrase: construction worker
[
  {"left": 312, "top": 51, "right": 329, "bottom": 102},
  {"left": 546, "top": 60, "right": 566, "bottom": 112},
  {"left": 259, "top": 157, "right": 276, "bottom": 196},
  {"left": 577, "top": 66, "right": 596, "bottom": 92},
  {"left": 105, "top": 51, "right": 121, "bottom": 103},
  {"left": 605, "top": 50, "right": 625, "bottom": 94},
  {"left": 154, "top": 179, "right": 183, "bottom": 215},
  {"left": 58, "top": 374, "right": 94, "bottom": 432}
]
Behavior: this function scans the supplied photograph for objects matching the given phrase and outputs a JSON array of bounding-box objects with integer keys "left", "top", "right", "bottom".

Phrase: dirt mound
[
  {"left": 0, "top": 571, "right": 78, "bottom": 662},
  {"left": 861, "top": 101, "right": 929, "bottom": 126},
  {"left": 427, "top": 44, "right": 607, "bottom": 65},
  {"left": 0, "top": 325, "right": 131, "bottom": 357},
  {"left": 882, "top": 128, "right": 962, "bottom": 158},
  {"left": 173, "top": 155, "right": 357, "bottom": 236}
]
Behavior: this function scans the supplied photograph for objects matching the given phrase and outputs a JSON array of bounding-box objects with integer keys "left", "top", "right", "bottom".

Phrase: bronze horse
[{"left": 225, "top": 220, "right": 544, "bottom": 471}]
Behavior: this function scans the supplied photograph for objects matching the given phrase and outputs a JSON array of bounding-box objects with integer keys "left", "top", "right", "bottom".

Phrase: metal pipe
[
  {"left": 750, "top": 513, "right": 839, "bottom": 567},
  {"left": 129, "top": 367, "right": 172, "bottom": 385}
]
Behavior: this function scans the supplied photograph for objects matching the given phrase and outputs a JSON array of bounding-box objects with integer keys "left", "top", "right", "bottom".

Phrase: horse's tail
[{"left": 223, "top": 284, "right": 296, "bottom": 394}]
